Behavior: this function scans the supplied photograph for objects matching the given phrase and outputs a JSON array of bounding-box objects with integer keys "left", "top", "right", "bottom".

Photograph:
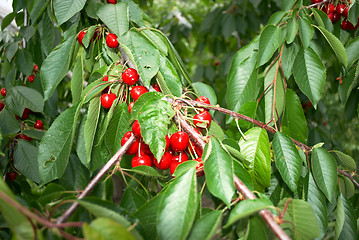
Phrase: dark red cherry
[
  {"left": 153, "top": 152, "right": 172, "bottom": 170},
  {"left": 121, "top": 131, "right": 140, "bottom": 155}
]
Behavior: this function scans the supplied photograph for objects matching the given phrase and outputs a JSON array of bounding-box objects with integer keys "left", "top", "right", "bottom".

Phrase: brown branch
[
  {"left": 338, "top": 169, "right": 359, "bottom": 189},
  {"left": 56, "top": 134, "right": 136, "bottom": 223}
]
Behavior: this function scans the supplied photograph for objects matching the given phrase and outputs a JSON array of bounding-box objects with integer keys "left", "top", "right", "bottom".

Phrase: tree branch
[
  {"left": 338, "top": 169, "right": 359, "bottom": 189},
  {"left": 56, "top": 134, "right": 136, "bottom": 223}
]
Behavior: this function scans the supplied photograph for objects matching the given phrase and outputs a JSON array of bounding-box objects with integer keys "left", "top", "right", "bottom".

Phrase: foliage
[{"left": 0, "top": 0, "right": 358, "bottom": 239}]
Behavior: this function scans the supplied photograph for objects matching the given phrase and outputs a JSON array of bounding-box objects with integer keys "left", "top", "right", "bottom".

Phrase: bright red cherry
[
  {"left": 106, "top": 0, "right": 117, "bottom": 4},
  {"left": 343, "top": 6, "right": 349, "bottom": 18},
  {"left": 6, "top": 172, "right": 17, "bottom": 181},
  {"left": 153, "top": 152, "right": 172, "bottom": 170},
  {"left": 1, "top": 88, "right": 6, "bottom": 97},
  {"left": 106, "top": 33, "right": 119, "bottom": 48},
  {"left": 34, "top": 120, "right": 43, "bottom": 129},
  {"left": 196, "top": 96, "right": 210, "bottom": 105},
  {"left": 170, "top": 160, "right": 182, "bottom": 176},
  {"left": 193, "top": 110, "right": 211, "bottom": 128},
  {"left": 152, "top": 83, "right": 161, "bottom": 92},
  {"left": 165, "top": 135, "right": 170, "bottom": 151},
  {"left": 33, "top": 64, "right": 39, "bottom": 72},
  {"left": 132, "top": 154, "right": 152, "bottom": 168},
  {"left": 101, "top": 93, "right": 117, "bottom": 109},
  {"left": 170, "top": 131, "right": 189, "bottom": 152},
  {"left": 132, "top": 120, "right": 141, "bottom": 138},
  {"left": 172, "top": 152, "right": 189, "bottom": 163},
  {"left": 22, "top": 108, "right": 30, "bottom": 120},
  {"left": 128, "top": 101, "right": 135, "bottom": 113},
  {"left": 122, "top": 68, "right": 139, "bottom": 86},
  {"left": 194, "top": 157, "right": 205, "bottom": 177},
  {"left": 102, "top": 76, "right": 109, "bottom": 81},
  {"left": 341, "top": 20, "right": 348, "bottom": 30},
  {"left": 77, "top": 31, "right": 86, "bottom": 46},
  {"left": 327, "top": 13, "right": 334, "bottom": 21},
  {"left": 19, "top": 134, "right": 32, "bottom": 142},
  {"left": 27, "top": 75, "right": 35, "bottom": 83},
  {"left": 121, "top": 131, "right": 140, "bottom": 155},
  {"left": 336, "top": 4, "right": 346, "bottom": 14},
  {"left": 130, "top": 86, "right": 148, "bottom": 101},
  {"left": 0, "top": 102, "right": 4, "bottom": 112}
]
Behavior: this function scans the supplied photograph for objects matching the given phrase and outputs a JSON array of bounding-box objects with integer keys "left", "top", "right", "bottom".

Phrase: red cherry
[
  {"left": 77, "top": 31, "right": 86, "bottom": 46},
  {"left": 130, "top": 86, "right": 148, "bottom": 101},
  {"left": 106, "top": 0, "right": 117, "bottom": 3},
  {"left": 27, "top": 75, "right": 35, "bottom": 83},
  {"left": 34, "top": 120, "right": 43, "bottom": 129},
  {"left": 102, "top": 76, "right": 109, "bottom": 81},
  {"left": 327, "top": 13, "right": 334, "bottom": 21},
  {"left": 165, "top": 135, "right": 170, "bottom": 151},
  {"left": 19, "top": 134, "right": 32, "bottom": 142},
  {"left": 170, "top": 161, "right": 182, "bottom": 176},
  {"left": 101, "top": 93, "right": 117, "bottom": 109},
  {"left": 0, "top": 102, "right": 4, "bottom": 111},
  {"left": 22, "top": 108, "right": 30, "bottom": 120},
  {"left": 341, "top": 20, "right": 348, "bottom": 30},
  {"left": 121, "top": 131, "right": 140, "bottom": 155},
  {"left": 140, "top": 141, "right": 152, "bottom": 155},
  {"left": 347, "top": 21, "right": 355, "bottom": 30},
  {"left": 128, "top": 101, "right": 135, "bottom": 113},
  {"left": 1, "top": 88, "right": 6, "bottom": 97},
  {"left": 132, "top": 154, "right": 152, "bottom": 168},
  {"left": 132, "top": 120, "right": 141, "bottom": 138},
  {"left": 152, "top": 83, "right": 161, "bottom": 92},
  {"left": 336, "top": 4, "right": 346, "bottom": 14},
  {"left": 33, "top": 64, "right": 39, "bottom": 72},
  {"left": 333, "top": 13, "right": 340, "bottom": 23},
  {"left": 187, "top": 142, "right": 203, "bottom": 157},
  {"left": 193, "top": 110, "right": 211, "bottom": 128},
  {"left": 194, "top": 157, "right": 205, "bottom": 177},
  {"left": 106, "top": 33, "right": 119, "bottom": 48},
  {"left": 6, "top": 172, "right": 17, "bottom": 181},
  {"left": 196, "top": 96, "right": 210, "bottom": 105},
  {"left": 170, "top": 131, "right": 189, "bottom": 152},
  {"left": 153, "top": 152, "right": 172, "bottom": 170},
  {"left": 311, "top": 0, "right": 321, "bottom": 3},
  {"left": 122, "top": 68, "right": 139, "bottom": 86},
  {"left": 343, "top": 6, "right": 349, "bottom": 18},
  {"left": 172, "top": 152, "right": 189, "bottom": 163}
]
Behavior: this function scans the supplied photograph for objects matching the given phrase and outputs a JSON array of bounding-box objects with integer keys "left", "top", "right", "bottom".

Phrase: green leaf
[
  {"left": 1, "top": 12, "right": 16, "bottom": 30},
  {"left": 345, "top": 36, "right": 359, "bottom": 68},
  {"left": 4, "top": 42, "right": 18, "bottom": 61},
  {"left": 131, "top": 92, "right": 163, "bottom": 118},
  {"left": 226, "top": 38, "right": 258, "bottom": 112},
  {"left": 173, "top": 160, "right": 198, "bottom": 177},
  {"left": 4, "top": 86, "right": 44, "bottom": 116},
  {"left": 0, "top": 107, "right": 20, "bottom": 135},
  {"left": 339, "top": 68, "right": 357, "bottom": 104},
  {"left": 338, "top": 176, "right": 354, "bottom": 199},
  {"left": 188, "top": 210, "right": 222, "bottom": 240},
  {"left": 0, "top": 179, "right": 34, "bottom": 240},
  {"left": 83, "top": 218, "right": 136, "bottom": 240},
  {"left": 272, "top": 132, "right": 302, "bottom": 192},
  {"left": 81, "top": 79, "right": 108, "bottom": 103},
  {"left": 282, "top": 89, "right": 308, "bottom": 143},
  {"left": 120, "top": 187, "right": 147, "bottom": 214},
  {"left": 158, "top": 55, "right": 182, "bottom": 97},
  {"left": 59, "top": 154, "right": 89, "bottom": 191},
  {"left": 82, "top": 26, "right": 96, "bottom": 49},
  {"left": 38, "top": 104, "right": 81, "bottom": 184},
  {"left": 239, "top": 128, "right": 271, "bottom": 191},
  {"left": 307, "top": 173, "right": 328, "bottom": 238},
  {"left": 311, "top": 147, "right": 337, "bottom": 202},
  {"left": 315, "top": 25, "right": 348, "bottom": 68},
  {"left": 293, "top": 47, "right": 326, "bottom": 108},
  {"left": 53, "top": 0, "right": 86, "bottom": 25},
  {"left": 14, "top": 140, "right": 40, "bottom": 183},
  {"left": 97, "top": 3, "right": 129, "bottom": 37},
  {"left": 157, "top": 168, "right": 197, "bottom": 240},
  {"left": 336, "top": 194, "right": 358, "bottom": 240},
  {"left": 267, "top": 11, "right": 286, "bottom": 25},
  {"left": 192, "top": 82, "right": 217, "bottom": 106},
  {"left": 298, "top": 18, "right": 314, "bottom": 49},
  {"left": 281, "top": 0, "right": 296, "bottom": 11},
  {"left": 203, "top": 137, "right": 235, "bottom": 206},
  {"left": 41, "top": 35, "right": 76, "bottom": 100},
  {"left": 15, "top": 48, "right": 33, "bottom": 76},
  {"left": 286, "top": 19, "right": 298, "bottom": 44},
  {"left": 281, "top": 42, "right": 299, "bottom": 79},
  {"left": 38, "top": 11, "right": 56, "bottom": 56},
  {"left": 279, "top": 198, "right": 320, "bottom": 240},
  {"left": 127, "top": 165, "right": 165, "bottom": 178},
  {"left": 258, "top": 25, "right": 282, "bottom": 66},
  {"left": 84, "top": 97, "right": 101, "bottom": 164},
  {"left": 225, "top": 199, "right": 270, "bottom": 227},
  {"left": 232, "top": 159, "right": 254, "bottom": 190},
  {"left": 71, "top": 54, "right": 84, "bottom": 104},
  {"left": 138, "top": 99, "right": 175, "bottom": 161},
  {"left": 348, "top": 1, "right": 359, "bottom": 26},
  {"left": 311, "top": 8, "right": 334, "bottom": 32},
  {"left": 332, "top": 150, "right": 356, "bottom": 171},
  {"left": 245, "top": 216, "right": 269, "bottom": 240},
  {"left": 140, "top": 29, "right": 168, "bottom": 56}
]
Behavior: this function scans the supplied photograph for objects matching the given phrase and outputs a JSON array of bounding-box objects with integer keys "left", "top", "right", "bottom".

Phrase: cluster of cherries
[
  {"left": 77, "top": 27, "right": 119, "bottom": 50},
  {"left": 313, "top": 0, "right": 358, "bottom": 30},
  {"left": 27, "top": 64, "right": 39, "bottom": 84}
]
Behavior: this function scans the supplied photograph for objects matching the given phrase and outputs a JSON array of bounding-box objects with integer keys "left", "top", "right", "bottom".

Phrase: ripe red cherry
[
  {"left": 336, "top": 4, "right": 346, "bottom": 14},
  {"left": 333, "top": 13, "right": 340, "bottom": 23},
  {"left": 0, "top": 102, "right": 4, "bottom": 112},
  {"left": 6, "top": 172, "right": 17, "bottom": 181},
  {"left": 122, "top": 68, "right": 139, "bottom": 86},
  {"left": 132, "top": 120, "right": 141, "bottom": 138},
  {"left": 19, "top": 134, "right": 32, "bottom": 142},
  {"left": 132, "top": 154, "right": 152, "bottom": 168},
  {"left": 27, "top": 75, "right": 35, "bottom": 83},
  {"left": 196, "top": 96, "right": 210, "bottom": 105},
  {"left": 343, "top": 6, "right": 349, "bottom": 18},
  {"left": 106, "top": 0, "right": 117, "bottom": 3},
  {"left": 101, "top": 93, "right": 117, "bottom": 109},
  {"left": 102, "top": 76, "right": 109, "bottom": 81},
  {"left": 194, "top": 157, "right": 205, "bottom": 177},
  {"left": 153, "top": 152, "right": 172, "bottom": 170},
  {"left": 140, "top": 141, "right": 152, "bottom": 155},
  {"left": 1, "top": 88, "right": 6, "bottom": 97},
  {"left": 311, "top": 0, "right": 321, "bottom": 3},
  {"left": 106, "top": 33, "right": 119, "bottom": 48},
  {"left": 188, "top": 142, "right": 203, "bottom": 157},
  {"left": 346, "top": 21, "right": 355, "bottom": 30},
  {"left": 341, "top": 20, "right": 348, "bottom": 30},
  {"left": 170, "top": 131, "right": 189, "bottom": 152},
  {"left": 193, "top": 110, "right": 211, "bottom": 128},
  {"left": 121, "top": 131, "right": 140, "bottom": 155},
  {"left": 22, "top": 108, "right": 30, "bottom": 120},
  {"left": 33, "top": 64, "right": 39, "bottom": 72},
  {"left": 152, "top": 83, "right": 161, "bottom": 92},
  {"left": 172, "top": 152, "right": 189, "bottom": 163},
  {"left": 327, "top": 13, "right": 334, "bottom": 21},
  {"left": 165, "top": 135, "right": 170, "bottom": 151},
  {"left": 128, "top": 101, "right": 135, "bottom": 113},
  {"left": 130, "top": 86, "right": 148, "bottom": 101},
  {"left": 34, "top": 120, "right": 43, "bottom": 129},
  {"left": 170, "top": 160, "right": 182, "bottom": 176},
  {"left": 77, "top": 31, "right": 86, "bottom": 46}
]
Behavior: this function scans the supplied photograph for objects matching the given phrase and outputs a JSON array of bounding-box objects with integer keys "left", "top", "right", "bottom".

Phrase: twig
[
  {"left": 56, "top": 134, "right": 136, "bottom": 223},
  {"left": 338, "top": 169, "right": 359, "bottom": 189}
]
